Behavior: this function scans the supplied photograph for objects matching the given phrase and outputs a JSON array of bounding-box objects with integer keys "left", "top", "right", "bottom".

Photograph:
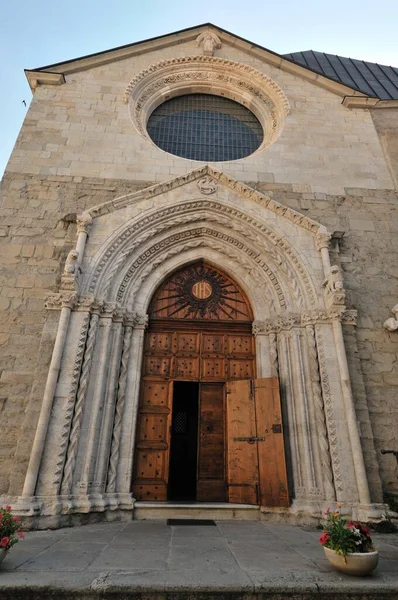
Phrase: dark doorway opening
[{"left": 168, "top": 382, "right": 199, "bottom": 501}]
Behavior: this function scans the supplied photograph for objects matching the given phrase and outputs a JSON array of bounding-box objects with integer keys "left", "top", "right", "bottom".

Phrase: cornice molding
[
  {"left": 25, "top": 71, "right": 65, "bottom": 93},
  {"left": 342, "top": 96, "right": 398, "bottom": 109},
  {"left": 27, "top": 24, "right": 369, "bottom": 100},
  {"left": 86, "top": 165, "right": 326, "bottom": 236}
]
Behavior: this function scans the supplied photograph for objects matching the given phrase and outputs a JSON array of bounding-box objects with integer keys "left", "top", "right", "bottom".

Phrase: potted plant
[
  {"left": 0, "top": 505, "right": 25, "bottom": 564},
  {"left": 319, "top": 505, "right": 378, "bottom": 576}
]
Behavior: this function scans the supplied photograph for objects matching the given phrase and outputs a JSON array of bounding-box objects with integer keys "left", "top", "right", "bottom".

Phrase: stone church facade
[{"left": 1, "top": 24, "right": 397, "bottom": 528}]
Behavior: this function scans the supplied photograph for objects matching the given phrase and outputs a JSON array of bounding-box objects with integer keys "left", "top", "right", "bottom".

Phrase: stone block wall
[{"left": 1, "top": 172, "right": 397, "bottom": 499}]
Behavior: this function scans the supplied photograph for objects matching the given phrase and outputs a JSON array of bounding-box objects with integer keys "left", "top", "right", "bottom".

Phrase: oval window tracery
[{"left": 147, "top": 93, "right": 263, "bottom": 161}]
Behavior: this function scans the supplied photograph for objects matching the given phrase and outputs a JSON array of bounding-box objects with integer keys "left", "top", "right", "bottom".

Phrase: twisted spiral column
[
  {"left": 61, "top": 312, "right": 100, "bottom": 495},
  {"left": 106, "top": 324, "right": 133, "bottom": 493},
  {"left": 306, "top": 325, "right": 335, "bottom": 500}
]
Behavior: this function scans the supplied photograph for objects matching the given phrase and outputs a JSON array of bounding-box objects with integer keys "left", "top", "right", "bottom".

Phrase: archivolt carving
[
  {"left": 115, "top": 228, "right": 288, "bottom": 309},
  {"left": 86, "top": 200, "right": 317, "bottom": 308},
  {"left": 124, "top": 55, "right": 291, "bottom": 113}
]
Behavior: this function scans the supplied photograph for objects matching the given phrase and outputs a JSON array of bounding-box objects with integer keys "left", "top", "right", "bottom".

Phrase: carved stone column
[
  {"left": 115, "top": 313, "right": 148, "bottom": 498},
  {"left": 60, "top": 303, "right": 102, "bottom": 496},
  {"left": 94, "top": 309, "right": 125, "bottom": 492},
  {"left": 277, "top": 331, "right": 302, "bottom": 495},
  {"left": 289, "top": 328, "right": 317, "bottom": 497},
  {"left": 79, "top": 303, "right": 115, "bottom": 494},
  {"left": 22, "top": 293, "right": 77, "bottom": 498},
  {"left": 253, "top": 321, "right": 272, "bottom": 377},
  {"left": 106, "top": 317, "right": 134, "bottom": 494}
]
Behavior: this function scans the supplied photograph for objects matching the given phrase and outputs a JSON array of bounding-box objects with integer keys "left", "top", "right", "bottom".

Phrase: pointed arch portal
[{"left": 132, "top": 261, "right": 289, "bottom": 506}]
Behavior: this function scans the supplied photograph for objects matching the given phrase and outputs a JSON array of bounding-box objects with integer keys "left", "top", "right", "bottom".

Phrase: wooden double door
[{"left": 132, "top": 329, "right": 289, "bottom": 506}]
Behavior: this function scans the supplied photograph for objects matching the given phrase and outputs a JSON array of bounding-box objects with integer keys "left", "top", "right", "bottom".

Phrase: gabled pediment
[
  {"left": 83, "top": 165, "right": 328, "bottom": 239},
  {"left": 25, "top": 23, "right": 368, "bottom": 99}
]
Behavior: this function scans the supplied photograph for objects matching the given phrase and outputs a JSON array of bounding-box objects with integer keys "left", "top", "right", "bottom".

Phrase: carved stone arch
[
  {"left": 132, "top": 247, "right": 272, "bottom": 319},
  {"left": 111, "top": 228, "right": 292, "bottom": 312},
  {"left": 84, "top": 200, "right": 318, "bottom": 309},
  {"left": 123, "top": 55, "right": 291, "bottom": 153}
]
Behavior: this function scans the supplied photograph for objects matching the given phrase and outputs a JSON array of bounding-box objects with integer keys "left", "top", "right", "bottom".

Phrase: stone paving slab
[{"left": 0, "top": 520, "right": 398, "bottom": 599}]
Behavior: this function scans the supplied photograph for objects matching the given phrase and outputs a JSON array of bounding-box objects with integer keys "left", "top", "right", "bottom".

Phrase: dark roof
[{"left": 283, "top": 50, "right": 398, "bottom": 100}]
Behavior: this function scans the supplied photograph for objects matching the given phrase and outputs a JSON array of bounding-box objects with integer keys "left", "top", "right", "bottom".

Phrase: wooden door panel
[
  {"left": 197, "top": 382, "right": 225, "bottom": 501},
  {"left": 202, "top": 334, "right": 225, "bottom": 354},
  {"left": 226, "top": 379, "right": 258, "bottom": 504},
  {"left": 147, "top": 332, "right": 174, "bottom": 353},
  {"left": 131, "top": 380, "right": 172, "bottom": 501},
  {"left": 144, "top": 356, "right": 172, "bottom": 378},
  {"left": 176, "top": 333, "right": 200, "bottom": 353},
  {"left": 254, "top": 377, "right": 289, "bottom": 507},
  {"left": 201, "top": 358, "right": 226, "bottom": 380},
  {"left": 138, "top": 412, "right": 168, "bottom": 443},
  {"left": 142, "top": 381, "right": 169, "bottom": 407},
  {"left": 228, "top": 359, "right": 254, "bottom": 380},
  {"left": 174, "top": 357, "right": 200, "bottom": 379},
  {"left": 227, "top": 335, "right": 253, "bottom": 356}
]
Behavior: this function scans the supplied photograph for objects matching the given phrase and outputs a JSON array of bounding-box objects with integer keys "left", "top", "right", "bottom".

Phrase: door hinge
[{"left": 233, "top": 436, "right": 266, "bottom": 444}]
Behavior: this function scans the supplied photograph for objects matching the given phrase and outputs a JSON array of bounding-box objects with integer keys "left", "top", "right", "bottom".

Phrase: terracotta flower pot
[
  {"left": 0, "top": 548, "right": 7, "bottom": 565},
  {"left": 324, "top": 546, "right": 379, "bottom": 576}
]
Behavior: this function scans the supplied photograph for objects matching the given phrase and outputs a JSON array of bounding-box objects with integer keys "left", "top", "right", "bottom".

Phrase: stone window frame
[{"left": 124, "top": 55, "right": 291, "bottom": 158}]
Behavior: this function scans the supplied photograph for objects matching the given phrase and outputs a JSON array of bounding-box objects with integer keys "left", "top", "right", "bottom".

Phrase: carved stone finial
[
  {"left": 77, "top": 213, "right": 93, "bottom": 235},
  {"left": 383, "top": 304, "right": 398, "bottom": 331},
  {"left": 196, "top": 31, "right": 222, "bottom": 56},
  {"left": 197, "top": 176, "right": 217, "bottom": 195}
]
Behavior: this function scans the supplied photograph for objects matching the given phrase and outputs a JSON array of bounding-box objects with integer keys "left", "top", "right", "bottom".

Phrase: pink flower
[
  {"left": 347, "top": 522, "right": 355, "bottom": 529},
  {"left": 5, "top": 505, "right": 11, "bottom": 511},
  {"left": 13, "top": 516, "right": 21, "bottom": 523},
  {"left": 324, "top": 508, "right": 331, "bottom": 515},
  {"left": 17, "top": 532, "right": 25, "bottom": 539},
  {"left": 319, "top": 532, "right": 330, "bottom": 545},
  {"left": 0, "top": 536, "right": 10, "bottom": 548}
]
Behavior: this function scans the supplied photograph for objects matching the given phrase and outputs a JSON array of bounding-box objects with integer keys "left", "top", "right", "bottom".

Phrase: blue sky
[{"left": 1, "top": 0, "right": 398, "bottom": 178}]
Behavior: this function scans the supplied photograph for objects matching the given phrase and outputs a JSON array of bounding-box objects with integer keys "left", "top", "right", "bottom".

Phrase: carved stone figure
[
  {"left": 63, "top": 250, "right": 79, "bottom": 275},
  {"left": 196, "top": 31, "right": 222, "bottom": 56}
]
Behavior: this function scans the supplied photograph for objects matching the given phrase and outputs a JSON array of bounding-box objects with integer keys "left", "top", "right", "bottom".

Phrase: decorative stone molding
[
  {"left": 87, "top": 166, "right": 322, "bottom": 236},
  {"left": 86, "top": 197, "right": 318, "bottom": 309},
  {"left": 196, "top": 31, "right": 222, "bottom": 56},
  {"left": 53, "top": 313, "right": 90, "bottom": 491},
  {"left": 315, "top": 232, "right": 332, "bottom": 251},
  {"left": 383, "top": 304, "right": 398, "bottom": 331},
  {"left": 44, "top": 292, "right": 78, "bottom": 310},
  {"left": 76, "top": 213, "right": 93, "bottom": 235},
  {"left": 197, "top": 176, "right": 217, "bottom": 195},
  {"left": 324, "top": 265, "right": 346, "bottom": 308},
  {"left": 252, "top": 307, "right": 353, "bottom": 335},
  {"left": 124, "top": 56, "right": 290, "bottom": 152}
]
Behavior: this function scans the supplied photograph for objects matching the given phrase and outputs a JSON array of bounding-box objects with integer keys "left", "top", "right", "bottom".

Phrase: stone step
[{"left": 134, "top": 501, "right": 260, "bottom": 520}]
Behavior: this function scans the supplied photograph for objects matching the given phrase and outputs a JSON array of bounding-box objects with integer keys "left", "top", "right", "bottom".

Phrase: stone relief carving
[
  {"left": 61, "top": 312, "right": 100, "bottom": 495},
  {"left": 324, "top": 265, "right": 346, "bottom": 308},
  {"left": 314, "top": 328, "right": 343, "bottom": 493},
  {"left": 196, "top": 31, "right": 222, "bottom": 56},
  {"left": 305, "top": 325, "right": 335, "bottom": 500},
  {"left": 45, "top": 292, "right": 78, "bottom": 310},
  {"left": 197, "top": 176, "right": 218, "bottom": 195},
  {"left": 115, "top": 227, "right": 290, "bottom": 309},
  {"left": 383, "top": 304, "right": 398, "bottom": 331},
  {"left": 54, "top": 313, "right": 90, "bottom": 491},
  {"left": 124, "top": 55, "right": 291, "bottom": 114},
  {"left": 63, "top": 250, "right": 79, "bottom": 275},
  {"left": 87, "top": 166, "right": 320, "bottom": 237},
  {"left": 77, "top": 213, "right": 93, "bottom": 235},
  {"left": 86, "top": 198, "right": 317, "bottom": 308},
  {"left": 106, "top": 325, "right": 133, "bottom": 493}
]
